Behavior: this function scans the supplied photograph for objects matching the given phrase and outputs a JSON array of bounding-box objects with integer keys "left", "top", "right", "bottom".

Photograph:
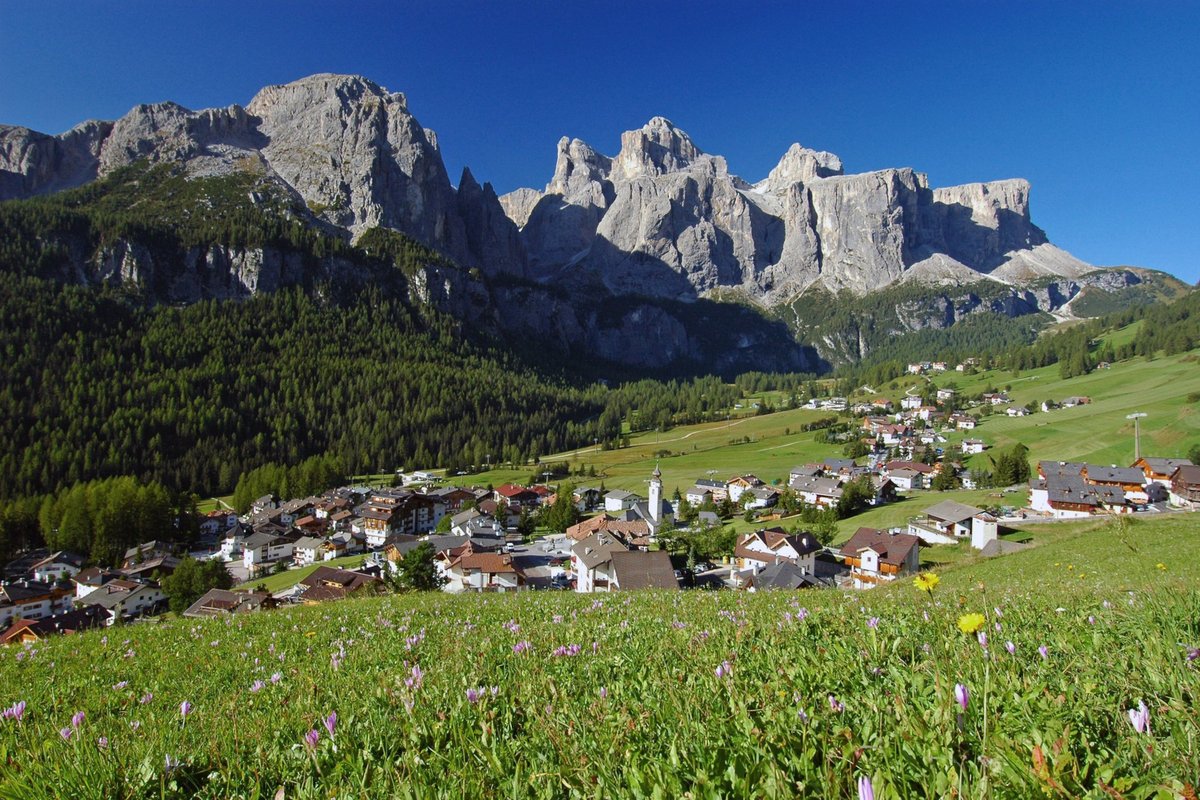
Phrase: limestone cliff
[{"left": 506, "top": 118, "right": 1091, "bottom": 303}]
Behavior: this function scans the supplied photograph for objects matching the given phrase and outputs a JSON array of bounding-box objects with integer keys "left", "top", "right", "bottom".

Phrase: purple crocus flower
[
  {"left": 828, "top": 695, "right": 844, "bottom": 713},
  {"left": 323, "top": 712, "right": 337, "bottom": 738},
  {"left": 1005, "top": 641, "right": 1016, "bottom": 655},
  {"left": 867, "top": 617, "right": 879, "bottom": 629},
  {"left": 715, "top": 660, "right": 732, "bottom": 679},
  {"left": 1127, "top": 700, "right": 1150, "bottom": 734},
  {"left": 404, "top": 664, "right": 424, "bottom": 690},
  {"left": 1186, "top": 648, "right": 1199, "bottom": 662},
  {"left": 139, "top": 693, "right": 153, "bottom": 704},
  {"left": 164, "top": 755, "right": 181, "bottom": 774},
  {"left": 513, "top": 640, "right": 531, "bottom": 654},
  {"left": 250, "top": 680, "right": 265, "bottom": 693},
  {"left": 71, "top": 711, "right": 85, "bottom": 729},
  {"left": 466, "top": 688, "right": 481, "bottom": 705},
  {"left": 977, "top": 631, "right": 988, "bottom": 649},
  {"left": 180, "top": 701, "right": 192, "bottom": 719},
  {"left": 270, "top": 672, "right": 282, "bottom": 684},
  {"left": 599, "top": 687, "right": 608, "bottom": 699},
  {"left": 59, "top": 727, "right": 73, "bottom": 742},
  {"left": 1038, "top": 645, "right": 1049, "bottom": 660},
  {"left": 304, "top": 728, "right": 320, "bottom": 749},
  {"left": 954, "top": 683, "right": 969, "bottom": 711},
  {"left": 2, "top": 701, "right": 24, "bottom": 722},
  {"left": 96, "top": 736, "right": 108, "bottom": 750},
  {"left": 858, "top": 775, "right": 875, "bottom": 800}
]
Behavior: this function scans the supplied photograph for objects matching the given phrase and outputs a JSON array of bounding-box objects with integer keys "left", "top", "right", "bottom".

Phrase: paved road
[{"left": 511, "top": 536, "right": 574, "bottom": 589}]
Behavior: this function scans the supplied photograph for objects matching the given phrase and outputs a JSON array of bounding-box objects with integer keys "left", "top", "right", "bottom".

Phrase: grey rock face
[
  {"left": 2, "top": 73, "right": 1092, "bottom": 307},
  {"left": 505, "top": 117, "right": 1090, "bottom": 304},
  {"left": 928, "top": 179, "right": 1048, "bottom": 270},
  {"left": 611, "top": 117, "right": 700, "bottom": 181},
  {"left": 497, "top": 187, "right": 543, "bottom": 229},
  {"left": 759, "top": 143, "right": 844, "bottom": 192},
  {"left": 456, "top": 168, "right": 525, "bottom": 276},
  {"left": 0, "top": 73, "right": 525, "bottom": 278},
  {"left": 0, "top": 120, "right": 111, "bottom": 200}
]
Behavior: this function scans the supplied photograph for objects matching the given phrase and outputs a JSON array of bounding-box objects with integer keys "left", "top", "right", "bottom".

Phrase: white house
[
  {"left": 220, "top": 530, "right": 247, "bottom": 560},
  {"left": 571, "top": 532, "right": 628, "bottom": 593},
  {"left": 788, "top": 475, "right": 844, "bottom": 508},
  {"left": 292, "top": 536, "right": 327, "bottom": 566},
  {"left": 908, "top": 500, "right": 997, "bottom": 549},
  {"left": 0, "top": 580, "right": 74, "bottom": 628},
  {"left": 604, "top": 490, "right": 642, "bottom": 513},
  {"left": 726, "top": 475, "right": 763, "bottom": 504},
  {"left": 838, "top": 528, "right": 921, "bottom": 589},
  {"left": 242, "top": 532, "right": 298, "bottom": 576},
  {"left": 733, "top": 529, "right": 821, "bottom": 574},
  {"left": 961, "top": 439, "right": 986, "bottom": 455},
  {"left": 441, "top": 550, "right": 526, "bottom": 593},
  {"left": 81, "top": 580, "right": 167, "bottom": 625},
  {"left": 29, "top": 552, "right": 84, "bottom": 583},
  {"left": 901, "top": 395, "right": 922, "bottom": 410},
  {"left": 888, "top": 469, "right": 922, "bottom": 491}
]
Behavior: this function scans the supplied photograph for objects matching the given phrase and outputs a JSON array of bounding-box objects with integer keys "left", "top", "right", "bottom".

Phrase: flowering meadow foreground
[{"left": 1, "top": 522, "right": 1198, "bottom": 799}]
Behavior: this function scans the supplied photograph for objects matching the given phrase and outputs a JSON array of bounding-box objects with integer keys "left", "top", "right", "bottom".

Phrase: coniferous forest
[{"left": 0, "top": 158, "right": 1196, "bottom": 562}]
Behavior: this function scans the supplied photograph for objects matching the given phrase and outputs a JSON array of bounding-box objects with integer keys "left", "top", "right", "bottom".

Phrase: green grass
[
  {"left": 234, "top": 553, "right": 373, "bottom": 592},
  {"left": 0, "top": 515, "right": 1197, "bottom": 798},
  {"left": 459, "top": 405, "right": 838, "bottom": 496}
]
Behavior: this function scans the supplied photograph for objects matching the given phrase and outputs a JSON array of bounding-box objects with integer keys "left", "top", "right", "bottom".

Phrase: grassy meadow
[
  {"left": 454, "top": 339, "right": 1200, "bottom": 503},
  {"left": 0, "top": 515, "right": 1197, "bottom": 798}
]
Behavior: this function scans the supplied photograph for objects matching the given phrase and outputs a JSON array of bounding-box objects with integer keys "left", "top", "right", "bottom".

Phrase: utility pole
[{"left": 1126, "top": 412, "right": 1147, "bottom": 461}]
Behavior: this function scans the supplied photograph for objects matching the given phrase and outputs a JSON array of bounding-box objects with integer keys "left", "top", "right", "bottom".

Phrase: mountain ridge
[{"left": 0, "top": 72, "right": 1189, "bottom": 371}]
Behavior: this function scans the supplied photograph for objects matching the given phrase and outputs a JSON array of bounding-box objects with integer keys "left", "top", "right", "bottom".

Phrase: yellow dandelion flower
[
  {"left": 913, "top": 573, "right": 940, "bottom": 593},
  {"left": 1156, "top": 563, "right": 1167, "bottom": 571},
  {"left": 957, "top": 613, "right": 986, "bottom": 634},
  {"left": 1067, "top": 564, "right": 1074, "bottom": 570}
]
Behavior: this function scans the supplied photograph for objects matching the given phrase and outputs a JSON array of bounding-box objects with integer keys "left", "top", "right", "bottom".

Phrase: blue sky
[{"left": 2, "top": 1, "right": 1197, "bottom": 280}]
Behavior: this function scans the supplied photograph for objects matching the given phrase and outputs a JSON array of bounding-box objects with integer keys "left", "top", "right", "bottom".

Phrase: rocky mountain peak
[
  {"left": 1, "top": 73, "right": 1094, "bottom": 304},
  {"left": 547, "top": 136, "right": 611, "bottom": 196},
  {"left": 247, "top": 73, "right": 402, "bottom": 117},
  {"left": 612, "top": 116, "right": 702, "bottom": 181},
  {"left": 760, "top": 143, "right": 844, "bottom": 192}
]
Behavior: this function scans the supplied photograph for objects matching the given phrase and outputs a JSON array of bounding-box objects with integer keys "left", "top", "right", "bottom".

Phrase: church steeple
[{"left": 648, "top": 463, "right": 662, "bottom": 523}]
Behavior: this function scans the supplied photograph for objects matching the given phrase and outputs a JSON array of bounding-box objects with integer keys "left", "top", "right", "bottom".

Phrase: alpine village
[{"left": 0, "top": 12, "right": 1196, "bottom": 798}]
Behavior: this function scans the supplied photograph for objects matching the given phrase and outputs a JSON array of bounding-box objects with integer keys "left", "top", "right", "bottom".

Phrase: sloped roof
[
  {"left": 753, "top": 561, "right": 829, "bottom": 590},
  {"left": 0, "top": 605, "right": 108, "bottom": 643},
  {"left": 923, "top": 500, "right": 985, "bottom": 524},
  {"left": 454, "top": 552, "right": 524, "bottom": 577},
  {"left": 571, "top": 532, "right": 629, "bottom": 570},
  {"left": 838, "top": 528, "right": 920, "bottom": 567},
  {"left": 29, "top": 551, "right": 85, "bottom": 571},
  {"left": 1136, "top": 457, "right": 1191, "bottom": 477},
  {"left": 299, "top": 566, "right": 378, "bottom": 591},
  {"left": 1083, "top": 465, "right": 1145, "bottom": 485},
  {"left": 182, "top": 589, "right": 273, "bottom": 618},
  {"left": 789, "top": 476, "right": 844, "bottom": 497},
  {"left": 1172, "top": 464, "right": 1200, "bottom": 486},
  {"left": 609, "top": 551, "right": 678, "bottom": 590}
]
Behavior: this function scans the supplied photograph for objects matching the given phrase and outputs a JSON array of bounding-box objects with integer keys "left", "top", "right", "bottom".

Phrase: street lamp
[{"left": 1126, "top": 412, "right": 1147, "bottom": 461}]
